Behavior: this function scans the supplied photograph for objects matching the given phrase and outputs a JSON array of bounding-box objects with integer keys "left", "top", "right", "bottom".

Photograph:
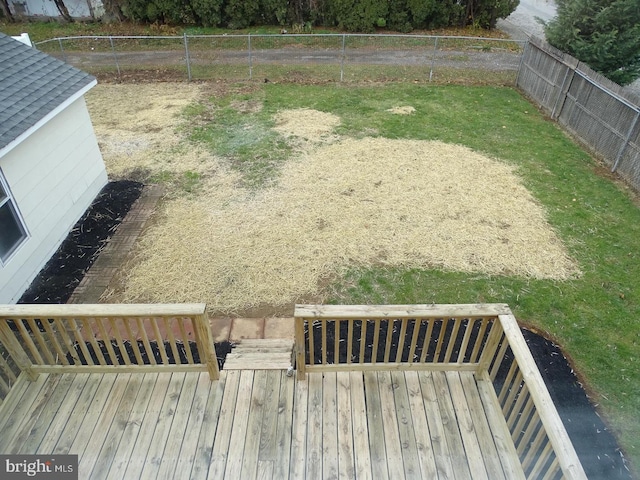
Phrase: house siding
[{"left": 0, "top": 96, "right": 107, "bottom": 303}]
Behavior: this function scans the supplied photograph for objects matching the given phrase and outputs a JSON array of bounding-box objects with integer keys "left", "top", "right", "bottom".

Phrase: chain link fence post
[
  {"left": 183, "top": 33, "right": 192, "bottom": 81},
  {"left": 58, "top": 38, "right": 67, "bottom": 63},
  {"left": 340, "top": 34, "right": 346, "bottom": 82},
  {"left": 248, "top": 33, "right": 252, "bottom": 80},
  {"left": 109, "top": 36, "right": 121, "bottom": 81},
  {"left": 429, "top": 36, "right": 438, "bottom": 82}
]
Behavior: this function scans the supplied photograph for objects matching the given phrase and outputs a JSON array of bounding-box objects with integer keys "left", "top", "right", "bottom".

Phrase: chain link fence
[{"left": 35, "top": 34, "right": 524, "bottom": 84}]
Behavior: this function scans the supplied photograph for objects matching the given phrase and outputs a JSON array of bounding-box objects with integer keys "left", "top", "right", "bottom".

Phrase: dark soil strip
[
  {"left": 18, "top": 180, "right": 143, "bottom": 304},
  {"left": 305, "top": 321, "right": 631, "bottom": 479}
]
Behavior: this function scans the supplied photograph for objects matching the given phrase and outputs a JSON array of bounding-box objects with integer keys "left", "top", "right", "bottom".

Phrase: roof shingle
[{"left": 0, "top": 33, "right": 96, "bottom": 152}]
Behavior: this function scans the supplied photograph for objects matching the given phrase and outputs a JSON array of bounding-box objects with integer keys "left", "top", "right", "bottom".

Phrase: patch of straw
[
  {"left": 273, "top": 108, "right": 341, "bottom": 142},
  {"left": 387, "top": 106, "right": 416, "bottom": 115},
  {"left": 120, "top": 136, "right": 580, "bottom": 313},
  {"left": 85, "top": 83, "right": 217, "bottom": 179}
]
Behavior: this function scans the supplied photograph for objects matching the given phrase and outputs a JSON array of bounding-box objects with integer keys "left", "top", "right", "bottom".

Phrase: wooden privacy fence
[
  {"left": 0, "top": 303, "right": 219, "bottom": 396},
  {"left": 517, "top": 36, "right": 640, "bottom": 192},
  {"left": 294, "top": 303, "right": 587, "bottom": 480}
]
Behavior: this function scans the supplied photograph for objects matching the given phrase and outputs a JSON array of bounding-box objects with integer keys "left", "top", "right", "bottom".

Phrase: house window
[{"left": 0, "top": 173, "right": 27, "bottom": 264}]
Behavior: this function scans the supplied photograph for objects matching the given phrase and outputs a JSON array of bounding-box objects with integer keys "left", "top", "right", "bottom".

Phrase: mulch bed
[
  {"left": 18, "top": 180, "right": 144, "bottom": 304},
  {"left": 305, "top": 320, "right": 631, "bottom": 479}
]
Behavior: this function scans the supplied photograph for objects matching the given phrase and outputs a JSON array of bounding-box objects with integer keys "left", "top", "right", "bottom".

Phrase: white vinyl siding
[{"left": 0, "top": 95, "right": 107, "bottom": 303}]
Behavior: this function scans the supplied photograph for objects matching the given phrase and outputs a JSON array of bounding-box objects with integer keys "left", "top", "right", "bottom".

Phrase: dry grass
[
  {"left": 97, "top": 103, "right": 580, "bottom": 313},
  {"left": 85, "top": 83, "right": 218, "bottom": 180},
  {"left": 87, "top": 89, "right": 579, "bottom": 313},
  {"left": 386, "top": 106, "right": 416, "bottom": 115}
]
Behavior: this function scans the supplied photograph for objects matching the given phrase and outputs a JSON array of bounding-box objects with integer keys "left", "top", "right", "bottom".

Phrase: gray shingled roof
[{"left": 0, "top": 33, "right": 96, "bottom": 152}]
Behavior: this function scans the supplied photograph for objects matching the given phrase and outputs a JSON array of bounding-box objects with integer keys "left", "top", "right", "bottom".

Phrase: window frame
[{"left": 0, "top": 169, "right": 29, "bottom": 265}]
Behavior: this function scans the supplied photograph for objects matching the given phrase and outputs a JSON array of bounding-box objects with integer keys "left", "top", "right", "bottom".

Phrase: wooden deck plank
[
  {"left": 173, "top": 372, "right": 216, "bottom": 480},
  {"left": 431, "top": 371, "right": 473, "bottom": 480},
  {"left": 460, "top": 372, "right": 508, "bottom": 480},
  {"left": 0, "top": 374, "right": 58, "bottom": 453},
  {"left": 11, "top": 373, "right": 78, "bottom": 454},
  {"left": 417, "top": 371, "right": 456, "bottom": 479},
  {"left": 207, "top": 370, "right": 241, "bottom": 479},
  {"left": 445, "top": 371, "right": 489, "bottom": 480},
  {"left": 104, "top": 373, "right": 158, "bottom": 480},
  {"left": 322, "top": 372, "right": 339, "bottom": 480},
  {"left": 306, "top": 371, "right": 323, "bottom": 479},
  {"left": 139, "top": 372, "right": 187, "bottom": 479},
  {"left": 84, "top": 374, "right": 145, "bottom": 479},
  {"left": 404, "top": 371, "right": 438, "bottom": 479},
  {"left": 187, "top": 371, "right": 226, "bottom": 480},
  {"left": 363, "top": 371, "right": 389, "bottom": 480},
  {"left": 51, "top": 373, "right": 106, "bottom": 454},
  {"left": 390, "top": 370, "right": 422, "bottom": 479},
  {"left": 349, "top": 371, "right": 372, "bottom": 480},
  {"left": 57, "top": 374, "right": 116, "bottom": 456},
  {"left": 289, "top": 373, "right": 309, "bottom": 479},
  {"left": 223, "top": 370, "right": 255, "bottom": 479},
  {"left": 156, "top": 371, "right": 200, "bottom": 480},
  {"left": 376, "top": 371, "right": 406, "bottom": 480},
  {"left": 336, "top": 371, "right": 356, "bottom": 480},
  {"left": 77, "top": 373, "right": 136, "bottom": 478},
  {"left": 121, "top": 373, "right": 173, "bottom": 479},
  {"left": 258, "top": 370, "right": 282, "bottom": 461},
  {"left": 273, "top": 371, "right": 294, "bottom": 480},
  {"left": 0, "top": 367, "right": 531, "bottom": 480},
  {"left": 0, "top": 372, "right": 45, "bottom": 433},
  {"left": 240, "top": 370, "right": 268, "bottom": 480},
  {"left": 31, "top": 373, "right": 90, "bottom": 454}
]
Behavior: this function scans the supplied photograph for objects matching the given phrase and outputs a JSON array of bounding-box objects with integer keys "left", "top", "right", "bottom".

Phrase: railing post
[
  {"left": 295, "top": 316, "right": 306, "bottom": 380},
  {"left": 183, "top": 33, "right": 192, "bottom": 82},
  {"left": 193, "top": 312, "right": 219, "bottom": 380},
  {"left": 0, "top": 321, "right": 38, "bottom": 381},
  {"left": 109, "top": 36, "right": 121, "bottom": 82},
  {"left": 476, "top": 317, "right": 503, "bottom": 375}
]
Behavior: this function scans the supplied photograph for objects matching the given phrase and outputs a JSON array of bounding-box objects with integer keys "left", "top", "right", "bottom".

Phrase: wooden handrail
[
  {"left": 497, "top": 314, "right": 587, "bottom": 479},
  {"left": 294, "top": 305, "right": 497, "bottom": 380},
  {"left": 0, "top": 303, "right": 219, "bottom": 382},
  {"left": 294, "top": 304, "right": 587, "bottom": 480}
]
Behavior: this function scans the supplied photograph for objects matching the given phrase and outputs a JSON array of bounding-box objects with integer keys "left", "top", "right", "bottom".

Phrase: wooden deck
[{"left": 0, "top": 368, "right": 522, "bottom": 479}]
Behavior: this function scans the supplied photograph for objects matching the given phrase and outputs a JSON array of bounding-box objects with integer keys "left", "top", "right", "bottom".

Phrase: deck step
[{"left": 223, "top": 339, "right": 294, "bottom": 370}]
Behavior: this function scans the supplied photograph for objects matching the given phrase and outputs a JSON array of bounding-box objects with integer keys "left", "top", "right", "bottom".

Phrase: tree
[
  {"left": 0, "top": 0, "right": 14, "bottom": 22},
  {"left": 463, "top": 0, "right": 519, "bottom": 29},
  {"left": 52, "top": 0, "right": 74, "bottom": 22},
  {"left": 545, "top": 0, "right": 640, "bottom": 85}
]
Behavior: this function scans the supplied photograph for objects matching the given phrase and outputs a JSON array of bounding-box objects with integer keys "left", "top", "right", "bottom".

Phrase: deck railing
[
  {"left": 0, "top": 303, "right": 219, "bottom": 396},
  {"left": 294, "top": 304, "right": 587, "bottom": 480}
]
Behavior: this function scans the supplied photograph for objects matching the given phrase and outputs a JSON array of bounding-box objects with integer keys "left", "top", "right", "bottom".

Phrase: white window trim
[{"left": 0, "top": 168, "right": 29, "bottom": 266}]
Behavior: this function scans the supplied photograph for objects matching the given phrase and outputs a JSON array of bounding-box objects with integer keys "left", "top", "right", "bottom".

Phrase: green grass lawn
[{"left": 184, "top": 82, "right": 640, "bottom": 474}]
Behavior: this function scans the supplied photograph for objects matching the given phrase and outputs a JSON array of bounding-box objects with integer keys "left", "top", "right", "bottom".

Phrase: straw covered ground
[{"left": 86, "top": 83, "right": 580, "bottom": 314}]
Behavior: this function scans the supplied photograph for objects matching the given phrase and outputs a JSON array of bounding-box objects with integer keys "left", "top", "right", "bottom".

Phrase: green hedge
[{"left": 122, "top": 0, "right": 518, "bottom": 30}]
